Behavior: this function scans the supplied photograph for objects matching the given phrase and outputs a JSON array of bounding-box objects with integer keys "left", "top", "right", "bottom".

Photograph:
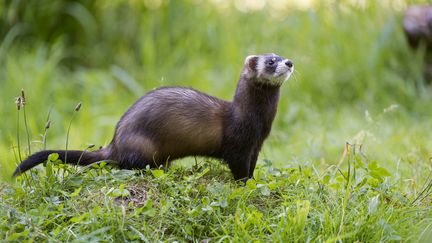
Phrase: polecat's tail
[{"left": 12, "top": 149, "right": 108, "bottom": 177}]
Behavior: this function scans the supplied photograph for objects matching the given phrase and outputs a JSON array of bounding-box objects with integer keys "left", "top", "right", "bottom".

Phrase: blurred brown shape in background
[{"left": 404, "top": 5, "right": 432, "bottom": 82}]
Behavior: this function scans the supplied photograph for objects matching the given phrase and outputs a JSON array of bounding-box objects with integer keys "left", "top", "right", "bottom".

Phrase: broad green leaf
[
  {"left": 70, "top": 186, "right": 82, "bottom": 197},
  {"left": 246, "top": 179, "right": 257, "bottom": 189},
  {"left": 151, "top": 169, "right": 164, "bottom": 178},
  {"left": 48, "top": 153, "right": 59, "bottom": 162},
  {"left": 323, "top": 175, "right": 331, "bottom": 184}
]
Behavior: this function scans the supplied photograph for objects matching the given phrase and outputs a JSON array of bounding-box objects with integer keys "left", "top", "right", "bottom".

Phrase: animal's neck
[{"left": 232, "top": 75, "right": 280, "bottom": 121}]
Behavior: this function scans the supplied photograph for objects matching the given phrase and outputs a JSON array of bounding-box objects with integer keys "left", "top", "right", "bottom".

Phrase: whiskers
[{"left": 290, "top": 68, "right": 301, "bottom": 83}]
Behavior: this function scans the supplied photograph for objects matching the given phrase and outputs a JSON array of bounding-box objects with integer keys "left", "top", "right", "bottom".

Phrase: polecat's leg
[
  {"left": 224, "top": 150, "right": 252, "bottom": 182},
  {"left": 248, "top": 146, "right": 261, "bottom": 178}
]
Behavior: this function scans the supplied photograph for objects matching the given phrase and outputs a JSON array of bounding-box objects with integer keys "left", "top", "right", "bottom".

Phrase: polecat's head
[{"left": 243, "top": 53, "right": 294, "bottom": 86}]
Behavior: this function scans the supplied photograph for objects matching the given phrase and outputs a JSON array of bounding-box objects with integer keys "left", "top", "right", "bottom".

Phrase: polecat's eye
[{"left": 268, "top": 58, "right": 276, "bottom": 66}]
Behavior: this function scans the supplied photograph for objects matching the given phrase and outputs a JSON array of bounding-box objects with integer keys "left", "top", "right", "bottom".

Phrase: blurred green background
[{"left": 1, "top": 0, "right": 431, "bottom": 182}]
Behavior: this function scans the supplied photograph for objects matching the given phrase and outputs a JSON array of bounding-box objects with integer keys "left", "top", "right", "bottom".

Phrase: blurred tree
[{"left": 0, "top": 0, "right": 146, "bottom": 67}]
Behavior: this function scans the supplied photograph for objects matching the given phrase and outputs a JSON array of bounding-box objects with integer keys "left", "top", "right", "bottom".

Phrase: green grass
[
  {"left": 1, "top": 153, "right": 431, "bottom": 241},
  {"left": 1, "top": 0, "right": 432, "bottom": 241}
]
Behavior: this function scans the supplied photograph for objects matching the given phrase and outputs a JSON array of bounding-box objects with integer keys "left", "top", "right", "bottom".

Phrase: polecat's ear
[{"left": 244, "top": 55, "right": 258, "bottom": 72}]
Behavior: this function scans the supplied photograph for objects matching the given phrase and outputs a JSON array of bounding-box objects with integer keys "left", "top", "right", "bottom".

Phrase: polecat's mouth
[
  {"left": 275, "top": 66, "right": 293, "bottom": 77},
  {"left": 276, "top": 70, "right": 290, "bottom": 77}
]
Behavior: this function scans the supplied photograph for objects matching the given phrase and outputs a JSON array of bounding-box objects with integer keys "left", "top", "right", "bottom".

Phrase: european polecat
[
  {"left": 403, "top": 5, "right": 432, "bottom": 48},
  {"left": 13, "top": 54, "right": 294, "bottom": 182},
  {"left": 403, "top": 5, "right": 432, "bottom": 82}
]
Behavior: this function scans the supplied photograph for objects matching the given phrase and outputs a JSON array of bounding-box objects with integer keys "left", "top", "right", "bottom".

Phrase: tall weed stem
[
  {"left": 42, "top": 109, "right": 52, "bottom": 150},
  {"left": 21, "top": 89, "right": 31, "bottom": 155},
  {"left": 15, "top": 101, "right": 22, "bottom": 162},
  {"left": 15, "top": 95, "right": 32, "bottom": 188},
  {"left": 63, "top": 102, "right": 82, "bottom": 180}
]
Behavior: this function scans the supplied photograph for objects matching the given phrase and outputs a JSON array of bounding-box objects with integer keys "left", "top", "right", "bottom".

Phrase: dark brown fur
[{"left": 13, "top": 54, "right": 293, "bottom": 181}]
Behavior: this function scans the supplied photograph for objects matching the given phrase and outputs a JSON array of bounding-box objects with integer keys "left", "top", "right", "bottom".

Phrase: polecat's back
[{"left": 112, "top": 87, "right": 228, "bottom": 161}]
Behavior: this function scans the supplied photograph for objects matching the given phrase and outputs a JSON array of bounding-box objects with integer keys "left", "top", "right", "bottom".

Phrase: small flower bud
[
  {"left": 45, "top": 120, "right": 51, "bottom": 130},
  {"left": 15, "top": 97, "right": 22, "bottom": 110},
  {"left": 74, "top": 102, "right": 82, "bottom": 112},
  {"left": 21, "top": 89, "right": 26, "bottom": 105}
]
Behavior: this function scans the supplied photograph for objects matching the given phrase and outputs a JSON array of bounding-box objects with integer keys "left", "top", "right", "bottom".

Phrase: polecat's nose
[{"left": 285, "top": 60, "right": 293, "bottom": 68}]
